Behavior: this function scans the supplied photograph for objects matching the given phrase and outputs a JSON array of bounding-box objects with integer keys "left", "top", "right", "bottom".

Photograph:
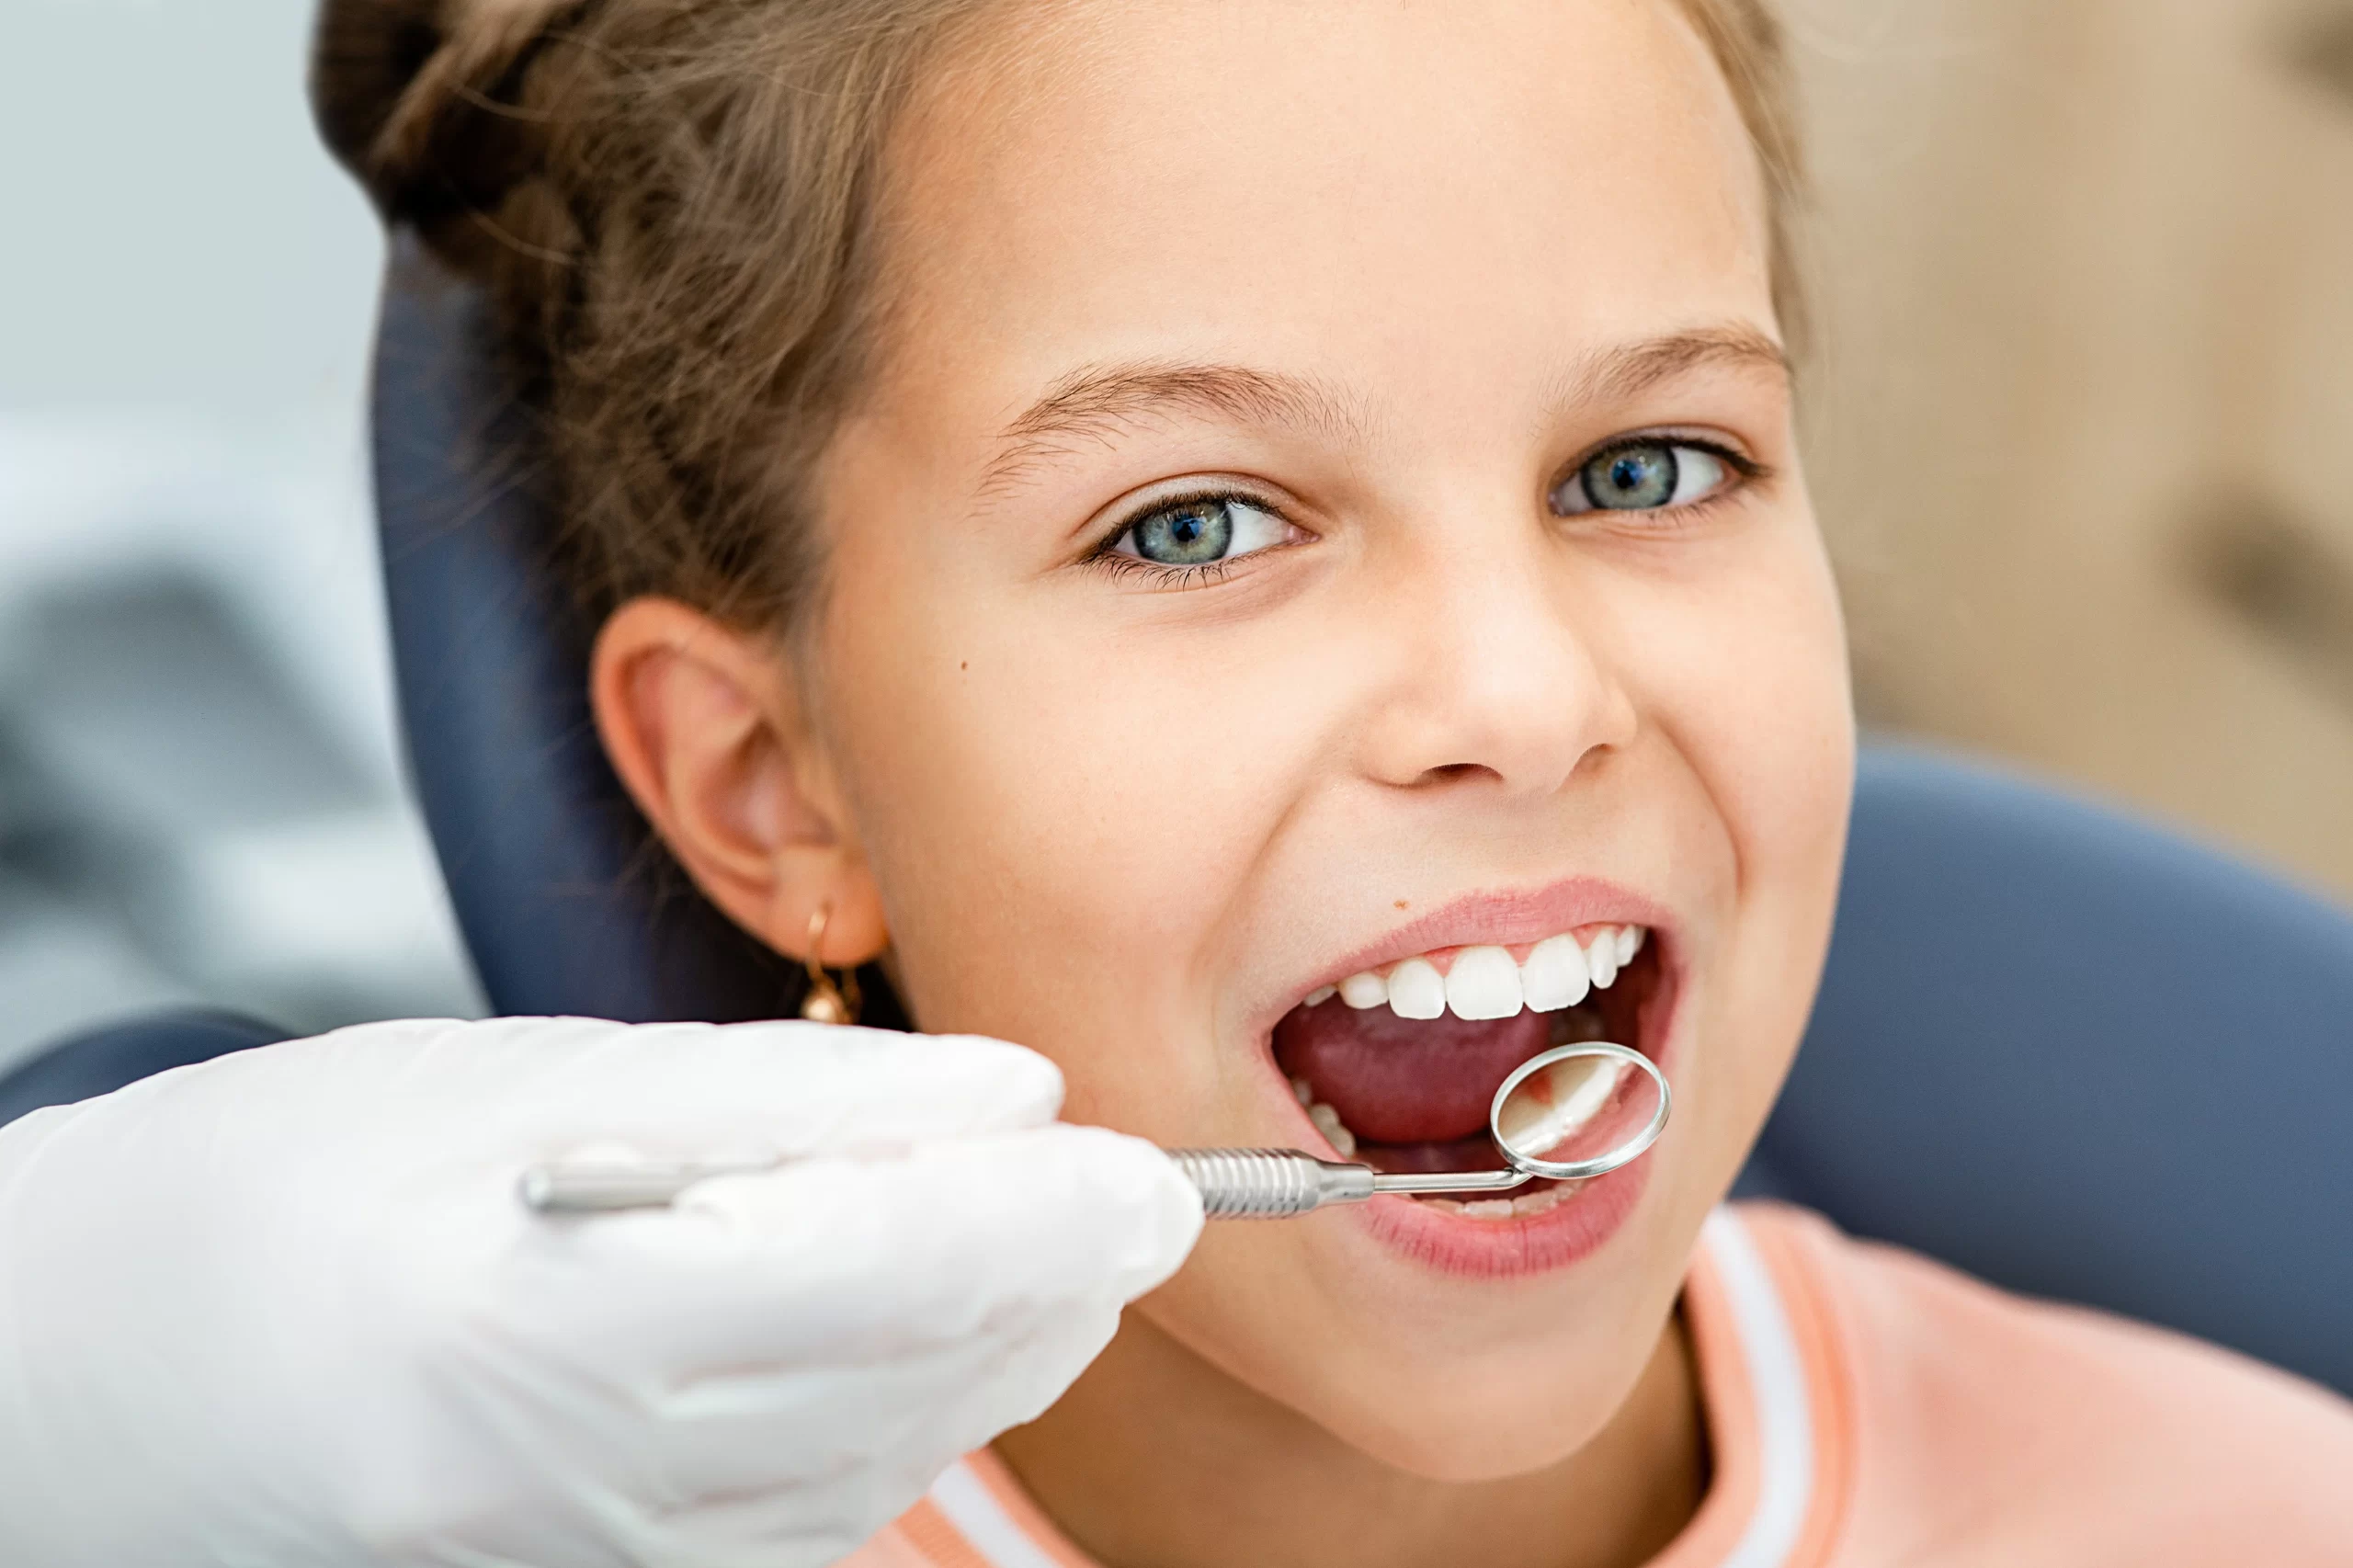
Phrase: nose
[{"left": 1351, "top": 505, "right": 1637, "bottom": 801}]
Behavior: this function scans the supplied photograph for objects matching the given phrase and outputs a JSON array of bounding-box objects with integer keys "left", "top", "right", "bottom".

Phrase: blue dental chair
[{"left": 11, "top": 235, "right": 2352, "bottom": 1396}]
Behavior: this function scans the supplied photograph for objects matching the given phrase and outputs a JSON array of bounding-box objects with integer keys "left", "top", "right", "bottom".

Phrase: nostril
[{"left": 1420, "top": 762, "right": 1501, "bottom": 785}]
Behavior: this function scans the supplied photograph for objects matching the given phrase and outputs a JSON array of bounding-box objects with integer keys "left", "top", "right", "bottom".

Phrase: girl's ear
[{"left": 589, "top": 597, "right": 888, "bottom": 970}]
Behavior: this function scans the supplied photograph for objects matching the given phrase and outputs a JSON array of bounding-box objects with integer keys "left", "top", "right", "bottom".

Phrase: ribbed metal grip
[{"left": 1166, "top": 1148, "right": 1377, "bottom": 1219}]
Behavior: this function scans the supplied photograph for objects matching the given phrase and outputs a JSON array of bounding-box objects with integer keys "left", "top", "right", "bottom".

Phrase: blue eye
[
  {"left": 1554, "top": 439, "right": 1735, "bottom": 515},
  {"left": 1111, "top": 495, "right": 1291, "bottom": 568}
]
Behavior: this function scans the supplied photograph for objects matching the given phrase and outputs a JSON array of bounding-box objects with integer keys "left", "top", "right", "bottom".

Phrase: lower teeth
[
  {"left": 1424, "top": 1181, "right": 1584, "bottom": 1220},
  {"left": 1305, "top": 1100, "right": 1358, "bottom": 1159}
]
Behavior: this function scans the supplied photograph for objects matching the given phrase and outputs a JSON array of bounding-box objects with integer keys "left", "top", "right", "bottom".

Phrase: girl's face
[{"left": 811, "top": 0, "right": 1850, "bottom": 1478}]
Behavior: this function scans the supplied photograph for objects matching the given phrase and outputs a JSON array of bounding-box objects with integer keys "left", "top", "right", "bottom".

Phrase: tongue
[{"left": 1272, "top": 999, "right": 1552, "bottom": 1143}]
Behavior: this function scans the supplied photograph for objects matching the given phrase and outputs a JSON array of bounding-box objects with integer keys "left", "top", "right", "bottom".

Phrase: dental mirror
[
  {"left": 1490, "top": 1041, "right": 1670, "bottom": 1180},
  {"left": 518, "top": 1041, "right": 1669, "bottom": 1220}
]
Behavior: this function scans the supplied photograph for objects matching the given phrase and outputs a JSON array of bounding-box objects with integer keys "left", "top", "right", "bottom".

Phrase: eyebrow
[
  {"left": 978, "top": 324, "right": 1789, "bottom": 498},
  {"left": 1550, "top": 323, "right": 1791, "bottom": 413},
  {"left": 980, "top": 361, "right": 1370, "bottom": 498}
]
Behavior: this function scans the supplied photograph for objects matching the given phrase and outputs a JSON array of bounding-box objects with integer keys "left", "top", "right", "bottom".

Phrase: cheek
[
  {"left": 1643, "top": 517, "right": 1854, "bottom": 1141},
  {"left": 813, "top": 557, "right": 1310, "bottom": 1132},
  {"left": 1717, "top": 530, "right": 1854, "bottom": 922}
]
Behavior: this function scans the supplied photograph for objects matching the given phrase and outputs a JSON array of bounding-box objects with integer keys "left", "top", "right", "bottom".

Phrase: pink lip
[
  {"left": 1350, "top": 1159, "right": 1655, "bottom": 1277},
  {"left": 1246, "top": 876, "right": 1687, "bottom": 1279}
]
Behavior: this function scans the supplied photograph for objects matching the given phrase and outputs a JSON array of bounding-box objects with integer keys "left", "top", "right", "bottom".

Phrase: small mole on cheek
[
  {"left": 1394, "top": 899, "right": 1409, "bottom": 910},
  {"left": 960, "top": 661, "right": 969, "bottom": 672}
]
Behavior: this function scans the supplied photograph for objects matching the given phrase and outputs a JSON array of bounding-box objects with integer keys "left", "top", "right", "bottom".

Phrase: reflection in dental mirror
[{"left": 1489, "top": 1044, "right": 1666, "bottom": 1179}]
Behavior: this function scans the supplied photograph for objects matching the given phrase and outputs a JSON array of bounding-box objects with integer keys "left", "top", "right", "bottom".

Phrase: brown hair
[{"left": 313, "top": 0, "right": 1804, "bottom": 632}]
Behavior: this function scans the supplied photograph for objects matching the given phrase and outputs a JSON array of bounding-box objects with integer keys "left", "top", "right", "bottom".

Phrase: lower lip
[{"left": 1349, "top": 1157, "right": 1652, "bottom": 1278}]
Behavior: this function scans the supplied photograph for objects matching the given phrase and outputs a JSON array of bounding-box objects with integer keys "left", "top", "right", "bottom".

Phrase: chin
[{"left": 1245, "top": 1294, "right": 1679, "bottom": 1483}]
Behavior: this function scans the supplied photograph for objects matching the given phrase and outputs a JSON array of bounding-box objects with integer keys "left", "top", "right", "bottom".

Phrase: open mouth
[{"left": 1272, "top": 924, "right": 1666, "bottom": 1221}]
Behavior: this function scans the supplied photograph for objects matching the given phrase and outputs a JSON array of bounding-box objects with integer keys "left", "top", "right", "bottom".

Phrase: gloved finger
[
  {"left": 521, "top": 1293, "right": 1121, "bottom": 1555},
  {"left": 56, "top": 1017, "right": 1070, "bottom": 1180},
  {"left": 636, "top": 1296, "right": 1127, "bottom": 1560},
  {"left": 505, "top": 1123, "right": 1201, "bottom": 1388},
  {"left": 333, "top": 1016, "right": 1070, "bottom": 1161}
]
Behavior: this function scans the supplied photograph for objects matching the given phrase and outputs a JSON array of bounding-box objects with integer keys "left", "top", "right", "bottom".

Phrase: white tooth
[
  {"left": 1291, "top": 1077, "right": 1314, "bottom": 1106},
  {"left": 1308, "top": 1101, "right": 1353, "bottom": 1157},
  {"left": 1305, "top": 985, "right": 1337, "bottom": 1007},
  {"left": 1461, "top": 1199, "right": 1518, "bottom": 1220},
  {"left": 1615, "top": 925, "right": 1638, "bottom": 965},
  {"left": 1625, "top": 925, "right": 1647, "bottom": 959},
  {"left": 1513, "top": 1180, "right": 1585, "bottom": 1215},
  {"left": 1586, "top": 931, "right": 1620, "bottom": 990},
  {"left": 1339, "top": 971, "right": 1388, "bottom": 1009},
  {"left": 1444, "top": 946, "right": 1523, "bottom": 1020},
  {"left": 1520, "top": 934, "right": 1590, "bottom": 1012},
  {"left": 1385, "top": 957, "right": 1447, "bottom": 1019}
]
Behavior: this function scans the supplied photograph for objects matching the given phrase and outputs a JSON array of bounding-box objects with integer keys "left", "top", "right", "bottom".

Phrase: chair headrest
[
  {"left": 1777, "top": 744, "right": 2353, "bottom": 1392},
  {"left": 371, "top": 233, "right": 904, "bottom": 1026}
]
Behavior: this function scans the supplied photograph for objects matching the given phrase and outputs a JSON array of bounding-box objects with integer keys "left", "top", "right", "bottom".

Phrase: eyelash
[
  {"left": 1095, "top": 554, "right": 1246, "bottom": 590},
  {"left": 1555, "top": 433, "right": 1768, "bottom": 524},
  {"left": 1085, "top": 487, "right": 1299, "bottom": 590}
]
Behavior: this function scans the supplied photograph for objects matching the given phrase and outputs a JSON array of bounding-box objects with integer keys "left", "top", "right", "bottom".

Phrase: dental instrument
[{"left": 517, "top": 1041, "right": 1669, "bottom": 1220}]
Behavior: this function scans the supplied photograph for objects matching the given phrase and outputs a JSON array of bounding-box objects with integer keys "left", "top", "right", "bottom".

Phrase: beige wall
[{"left": 1789, "top": 0, "right": 2353, "bottom": 900}]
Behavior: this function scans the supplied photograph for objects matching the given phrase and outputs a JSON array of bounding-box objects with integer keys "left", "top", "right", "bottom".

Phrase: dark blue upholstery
[
  {"left": 0, "top": 1011, "right": 289, "bottom": 1128},
  {"left": 5, "top": 241, "right": 2347, "bottom": 1400},
  {"left": 1745, "top": 745, "right": 2353, "bottom": 1393}
]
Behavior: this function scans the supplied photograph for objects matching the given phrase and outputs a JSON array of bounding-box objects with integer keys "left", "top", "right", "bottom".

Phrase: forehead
[{"left": 872, "top": 0, "right": 1774, "bottom": 429}]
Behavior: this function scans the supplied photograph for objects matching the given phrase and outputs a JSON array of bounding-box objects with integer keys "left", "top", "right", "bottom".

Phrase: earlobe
[{"left": 588, "top": 597, "right": 888, "bottom": 968}]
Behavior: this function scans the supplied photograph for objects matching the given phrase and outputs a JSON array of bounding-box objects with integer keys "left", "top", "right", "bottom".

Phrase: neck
[{"left": 994, "top": 1305, "right": 1707, "bottom": 1568}]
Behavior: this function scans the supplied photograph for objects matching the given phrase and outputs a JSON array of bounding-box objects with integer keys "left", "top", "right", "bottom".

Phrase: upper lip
[{"left": 1245, "top": 874, "right": 1676, "bottom": 1039}]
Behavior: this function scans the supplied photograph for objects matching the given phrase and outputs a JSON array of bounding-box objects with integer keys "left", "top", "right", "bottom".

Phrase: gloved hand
[{"left": 0, "top": 1016, "right": 1201, "bottom": 1567}]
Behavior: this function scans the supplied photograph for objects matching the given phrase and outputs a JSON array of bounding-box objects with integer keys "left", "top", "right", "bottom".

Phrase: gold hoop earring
[{"left": 798, "top": 903, "right": 862, "bottom": 1026}]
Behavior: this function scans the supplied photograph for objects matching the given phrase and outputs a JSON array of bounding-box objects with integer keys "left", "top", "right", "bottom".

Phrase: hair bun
[{"left": 311, "top": 0, "right": 578, "bottom": 230}]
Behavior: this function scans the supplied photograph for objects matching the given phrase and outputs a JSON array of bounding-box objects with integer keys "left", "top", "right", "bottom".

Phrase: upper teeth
[{"left": 1325, "top": 926, "right": 1645, "bottom": 1023}]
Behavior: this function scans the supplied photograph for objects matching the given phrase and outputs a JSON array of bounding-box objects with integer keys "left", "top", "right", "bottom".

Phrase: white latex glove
[{"left": 0, "top": 1016, "right": 1201, "bottom": 1568}]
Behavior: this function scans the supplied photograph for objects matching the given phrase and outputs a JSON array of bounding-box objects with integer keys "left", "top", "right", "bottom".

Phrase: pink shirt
[{"left": 842, "top": 1204, "right": 2353, "bottom": 1568}]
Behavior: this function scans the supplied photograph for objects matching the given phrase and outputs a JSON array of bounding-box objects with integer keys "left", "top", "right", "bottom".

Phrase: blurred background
[
  {"left": 1792, "top": 0, "right": 2353, "bottom": 898},
  {"left": 2, "top": 0, "right": 2347, "bottom": 1071},
  {"left": 0, "top": 0, "right": 483, "bottom": 1075}
]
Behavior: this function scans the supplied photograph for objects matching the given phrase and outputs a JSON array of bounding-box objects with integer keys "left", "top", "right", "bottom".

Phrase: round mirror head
[{"left": 1489, "top": 1042, "right": 1670, "bottom": 1180}]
